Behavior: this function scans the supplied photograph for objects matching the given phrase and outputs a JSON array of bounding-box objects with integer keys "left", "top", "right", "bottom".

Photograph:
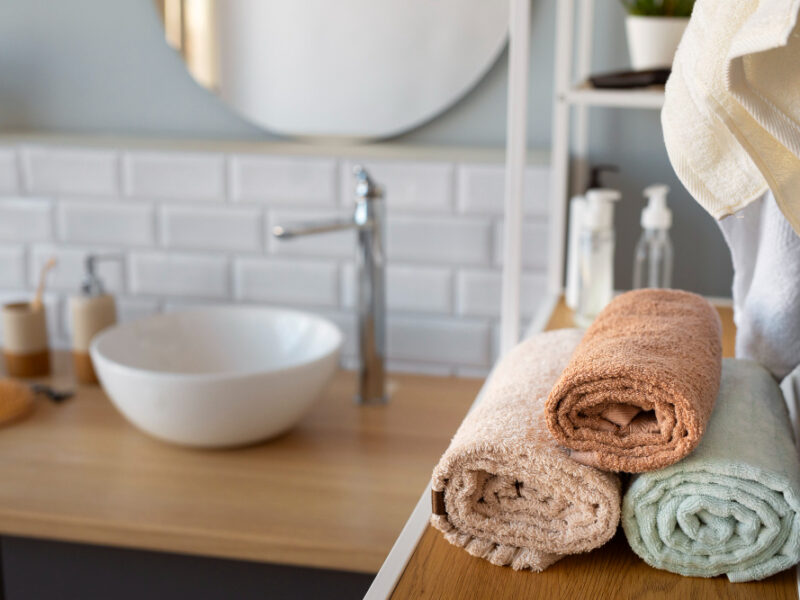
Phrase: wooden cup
[{"left": 1, "top": 302, "right": 50, "bottom": 378}]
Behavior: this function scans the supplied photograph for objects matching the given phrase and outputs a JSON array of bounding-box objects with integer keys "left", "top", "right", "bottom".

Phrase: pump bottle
[
  {"left": 576, "top": 188, "right": 621, "bottom": 327},
  {"left": 633, "top": 184, "right": 673, "bottom": 289},
  {"left": 69, "top": 254, "right": 119, "bottom": 383},
  {"left": 566, "top": 165, "right": 618, "bottom": 310}
]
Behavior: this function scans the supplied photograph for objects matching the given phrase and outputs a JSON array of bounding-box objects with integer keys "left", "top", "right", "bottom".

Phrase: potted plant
[{"left": 621, "top": 0, "right": 694, "bottom": 70}]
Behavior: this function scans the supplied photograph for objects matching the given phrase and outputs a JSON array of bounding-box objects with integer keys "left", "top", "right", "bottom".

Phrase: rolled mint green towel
[{"left": 622, "top": 359, "right": 800, "bottom": 582}]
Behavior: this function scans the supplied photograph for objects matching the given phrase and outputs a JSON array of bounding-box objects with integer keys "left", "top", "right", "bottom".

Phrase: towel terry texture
[
  {"left": 720, "top": 191, "right": 800, "bottom": 380},
  {"left": 546, "top": 289, "right": 722, "bottom": 473},
  {"left": 430, "top": 329, "right": 621, "bottom": 572},
  {"left": 662, "top": 0, "right": 800, "bottom": 234},
  {"left": 623, "top": 359, "right": 800, "bottom": 582}
]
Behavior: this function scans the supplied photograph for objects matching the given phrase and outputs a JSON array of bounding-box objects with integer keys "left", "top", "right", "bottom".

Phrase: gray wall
[{"left": 0, "top": 0, "right": 733, "bottom": 296}]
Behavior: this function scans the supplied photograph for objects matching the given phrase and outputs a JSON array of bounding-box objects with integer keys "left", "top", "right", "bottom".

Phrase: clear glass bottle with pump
[
  {"left": 633, "top": 184, "right": 673, "bottom": 289},
  {"left": 576, "top": 189, "right": 621, "bottom": 327}
]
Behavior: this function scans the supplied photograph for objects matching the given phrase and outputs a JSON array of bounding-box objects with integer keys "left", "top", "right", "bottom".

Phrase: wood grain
[
  {"left": 393, "top": 527, "right": 796, "bottom": 600},
  {"left": 0, "top": 353, "right": 480, "bottom": 574},
  {"left": 391, "top": 297, "right": 798, "bottom": 600}
]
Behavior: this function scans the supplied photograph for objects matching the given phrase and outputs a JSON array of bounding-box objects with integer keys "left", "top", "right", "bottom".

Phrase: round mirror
[{"left": 153, "top": 0, "right": 508, "bottom": 140}]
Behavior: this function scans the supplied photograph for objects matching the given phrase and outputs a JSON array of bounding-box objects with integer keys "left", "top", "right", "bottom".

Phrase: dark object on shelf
[
  {"left": 588, "top": 165, "right": 619, "bottom": 190},
  {"left": 589, "top": 68, "right": 670, "bottom": 89},
  {"left": 30, "top": 383, "right": 74, "bottom": 404}
]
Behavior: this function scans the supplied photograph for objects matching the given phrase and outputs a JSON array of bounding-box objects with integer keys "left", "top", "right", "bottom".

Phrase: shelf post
[
  {"left": 500, "top": 0, "right": 532, "bottom": 355},
  {"left": 548, "top": 0, "right": 575, "bottom": 296},
  {"left": 572, "top": 0, "right": 594, "bottom": 194}
]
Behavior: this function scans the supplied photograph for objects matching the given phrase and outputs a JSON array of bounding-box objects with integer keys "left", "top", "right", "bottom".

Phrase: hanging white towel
[
  {"left": 663, "top": 0, "right": 800, "bottom": 233},
  {"left": 719, "top": 190, "right": 800, "bottom": 380}
]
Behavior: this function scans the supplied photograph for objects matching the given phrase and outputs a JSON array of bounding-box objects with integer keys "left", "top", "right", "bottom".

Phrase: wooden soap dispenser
[{"left": 69, "top": 254, "right": 119, "bottom": 384}]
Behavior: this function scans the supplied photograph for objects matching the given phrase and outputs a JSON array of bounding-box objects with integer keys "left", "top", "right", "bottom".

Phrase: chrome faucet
[{"left": 273, "top": 166, "right": 387, "bottom": 404}]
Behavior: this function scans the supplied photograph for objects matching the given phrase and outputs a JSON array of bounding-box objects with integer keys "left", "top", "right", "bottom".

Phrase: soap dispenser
[
  {"left": 69, "top": 254, "right": 119, "bottom": 384},
  {"left": 633, "top": 184, "right": 673, "bottom": 289},
  {"left": 575, "top": 188, "right": 621, "bottom": 327},
  {"left": 566, "top": 166, "right": 618, "bottom": 310}
]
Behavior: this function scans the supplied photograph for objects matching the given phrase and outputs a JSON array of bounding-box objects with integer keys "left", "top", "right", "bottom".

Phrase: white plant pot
[{"left": 625, "top": 15, "right": 689, "bottom": 70}]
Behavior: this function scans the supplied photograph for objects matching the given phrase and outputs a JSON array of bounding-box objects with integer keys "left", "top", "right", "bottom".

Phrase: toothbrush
[{"left": 31, "top": 257, "right": 56, "bottom": 312}]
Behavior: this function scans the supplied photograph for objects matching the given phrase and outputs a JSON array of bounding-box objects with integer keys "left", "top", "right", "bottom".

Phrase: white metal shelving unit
[{"left": 501, "top": 0, "right": 666, "bottom": 353}]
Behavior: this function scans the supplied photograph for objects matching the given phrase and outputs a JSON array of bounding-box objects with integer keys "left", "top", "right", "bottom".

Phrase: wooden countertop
[
  {"left": 0, "top": 354, "right": 480, "bottom": 574},
  {"left": 389, "top": 298, "right": 799, "bottom": 600}
]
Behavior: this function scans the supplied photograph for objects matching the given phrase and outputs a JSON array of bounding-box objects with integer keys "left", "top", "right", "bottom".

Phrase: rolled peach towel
[
  {"left": 431, "top": 329, "right": 621, "bottom": 572},
  {"left": 546, "top": 289, "right": 722, "bottom": 473}
]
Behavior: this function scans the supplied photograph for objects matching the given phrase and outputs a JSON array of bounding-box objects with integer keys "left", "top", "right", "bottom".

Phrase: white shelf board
[{"left": 563, "top": 82, "right": 665, "bottom": 109}]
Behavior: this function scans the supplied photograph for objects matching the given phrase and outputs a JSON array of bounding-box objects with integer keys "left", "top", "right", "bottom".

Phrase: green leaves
[{"left": 620, "top": 0, "right": 695, "bottom": 17}]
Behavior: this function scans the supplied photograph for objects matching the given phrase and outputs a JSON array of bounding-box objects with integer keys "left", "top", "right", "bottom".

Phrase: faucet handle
[{"left": 353, "top": 165, "right": 383, "bottom": 200}]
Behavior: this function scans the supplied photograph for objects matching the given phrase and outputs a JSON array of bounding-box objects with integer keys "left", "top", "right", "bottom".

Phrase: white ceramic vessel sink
[{"left": 90, "top": 307, "right": 343, "bottom": 448}]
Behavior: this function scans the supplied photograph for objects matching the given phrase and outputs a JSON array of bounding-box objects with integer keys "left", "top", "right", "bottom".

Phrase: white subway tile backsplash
[
  {"left": 341, "top": 263, "right": 452, "bottom": 313},
  {"left": 494, "top": 220, "right": 549, "bottom": 269},
  {"left": 129, "top": 252, "right": 229, "bottom": 298},
  {"left": 267, "top": 209, "right": 355, "bottom": 258},
  {"left": 0, "top": 149, "right": 19, "bottom": 193},
  {"left": 0, "top": 140, "right": 553, "bottom": 376},
  {"left": 123, "top": 152, "right": 225, "bottom": 201},
  {"left": 388, "top": 316, "right": 491, "bottom": 367},
  {"left": 30, "top": 245, "right": 124, "bottom": 292},
  {"left": 161, "top": 205, "right": 262, "bottom": 252},
  {"left": 234, "top": 257, "right": 338, "bottom": 307},
  {"left": 458, "top": 164, "right": 550, "bottom": 216},
  {"left": 340, "top": 160, "right": 453, "bottom": 212},
  {"left": 0, "top": 245, "right": 26, "bottom": 288},
  {"left": 230, "top": 155, "right": 337, "bottom": 205},
  {"left": 456, "top": 269, "right": 547, "bottom": 318},
  {"left": 22, "top": 147, "right": 118, "bottom": 196},
  {"left": 58, "top": 201, "right": 154, "bottom": 246},
  {"left": 388, "top": 216, "right": 492, "bottom": 265},
  {"left": 321, "top": 310, "right": 488, "bottom": 372},
  {"left": 0, "top": 198, "right": 52, "bottom": 242}
]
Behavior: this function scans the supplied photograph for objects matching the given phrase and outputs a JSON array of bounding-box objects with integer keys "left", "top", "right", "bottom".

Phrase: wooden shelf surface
[
  {"left": 393, "top": 527, "right": 796, "bottom": 600},
  {"left": 390, "top": 298, "right": 797, "bottom": 600},
  {"left": 0, "top": 353, "right": 480, "bottom": 574}
]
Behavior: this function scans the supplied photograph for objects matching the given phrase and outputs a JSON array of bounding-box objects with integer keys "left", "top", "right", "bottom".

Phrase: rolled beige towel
[{"left": 431, "top": 329, "right": 621, "bottom": 571}]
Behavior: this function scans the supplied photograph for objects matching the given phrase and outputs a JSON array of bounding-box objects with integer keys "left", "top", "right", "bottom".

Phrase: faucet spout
[
  {"left": 272, "top": 219, "right": 359, "bottom": 240},
  {"left": 272, "top": 167, "right": 387, "bottom": 404}
]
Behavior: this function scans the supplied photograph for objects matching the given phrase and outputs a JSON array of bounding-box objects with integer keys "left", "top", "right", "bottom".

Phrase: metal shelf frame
[{"left": 500, "top": 0, "right": 663, "bottom": 354}]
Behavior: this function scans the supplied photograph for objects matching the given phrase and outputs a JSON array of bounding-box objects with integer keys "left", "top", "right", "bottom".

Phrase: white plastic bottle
[
  {"left": 633, "top": 184, "right": 673, "bottom": 290},
  {"left": 576, "top": 189, "right": 621, "bottom": 327},
  {"left": 565, "top": 194, "right": 586, "bottom": 310},
  {"left": 565, "top": 165, "right": 619, "bottom": 311}
]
